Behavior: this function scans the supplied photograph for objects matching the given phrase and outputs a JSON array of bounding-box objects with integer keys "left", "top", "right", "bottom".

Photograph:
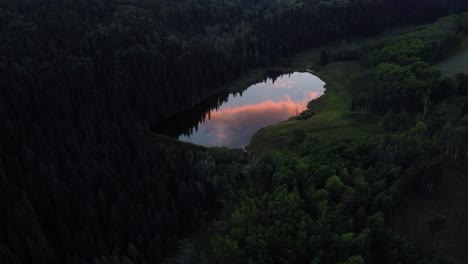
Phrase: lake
[{"left": 153, "top": 72, "right": 325, "bottom": 148}]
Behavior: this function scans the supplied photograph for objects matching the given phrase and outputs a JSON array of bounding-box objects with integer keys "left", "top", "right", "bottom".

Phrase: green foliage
[
  {"left": 348, "top": 15, "right": 467, "bottom": 117},
  {"left": 342, "top": 255, "right": 365, "bottom": 264},
  {"left": 180, "top": 133, "right": 443, "bottom": 263},
  {"left": 290, "top": 129, "right": 306, "bottom": 148},
  {"left": 382, "top": 112, "right": 413, "bottom": 133}
]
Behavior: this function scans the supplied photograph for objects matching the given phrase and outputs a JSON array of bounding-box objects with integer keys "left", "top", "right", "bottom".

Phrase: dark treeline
[
  {"left": 1, "top": 106, "right": 247, "bottom": 263},
  {"left": 1, "top": 0, "right": 468, "bottom": 123},
  {"left": 152, "top": 92, "right": 232, "bottom": 139},
  {"left": 2, "top": 1, "right": 468, "bottom": 264},
  {"left": 152, "top": 70, "right": 289, "bottom": 139}
]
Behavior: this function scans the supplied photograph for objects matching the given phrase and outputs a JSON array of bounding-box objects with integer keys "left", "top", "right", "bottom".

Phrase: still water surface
[{"left": 155, "top": 72, "right": 325, "bottom": 148}]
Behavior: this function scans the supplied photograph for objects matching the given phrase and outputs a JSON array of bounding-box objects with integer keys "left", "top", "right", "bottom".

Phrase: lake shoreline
[
  {"left": 151, "top": 46, "right": 327, "bottom": 138},
  {"left": 155, "top": 71, "right": 326, "bottom": 148}
]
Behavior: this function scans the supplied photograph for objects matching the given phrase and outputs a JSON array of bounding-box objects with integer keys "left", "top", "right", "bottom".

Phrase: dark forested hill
[
  {"left": 1, "top": 1, "right": 468, "bottom": 263},
  {"left": 2, "top": 0, "right": 468, "bottom": 122}
]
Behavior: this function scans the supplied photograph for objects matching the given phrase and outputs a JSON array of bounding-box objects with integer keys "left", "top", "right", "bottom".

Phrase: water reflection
[{"left": 153, "top": 72, "right": 325, "bottom": 148}]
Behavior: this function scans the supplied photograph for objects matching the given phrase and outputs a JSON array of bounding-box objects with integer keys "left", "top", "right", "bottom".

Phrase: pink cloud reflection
[
  {"left": 178, "top": 72, "right": 326, "bottom": 147},
  {"left": 195, "top": 91, "right": 320, "bottom": 147}
]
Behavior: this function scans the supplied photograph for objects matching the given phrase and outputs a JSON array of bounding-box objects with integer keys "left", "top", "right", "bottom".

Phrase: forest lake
[{"left": 154, "top": 72, "right": 326, "bottom": 148}]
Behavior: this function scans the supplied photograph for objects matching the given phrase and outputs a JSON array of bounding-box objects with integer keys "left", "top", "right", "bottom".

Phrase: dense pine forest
[{"left": 1, "top": 0, "right": 468, "bottom": 264}]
